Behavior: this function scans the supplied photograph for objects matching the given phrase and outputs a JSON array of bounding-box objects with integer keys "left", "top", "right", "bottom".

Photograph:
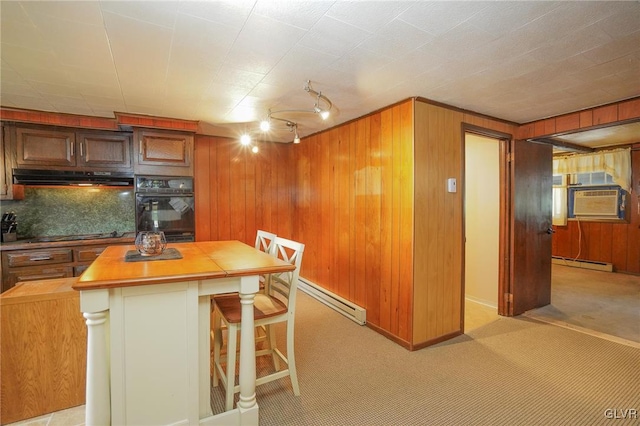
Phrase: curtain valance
[{"left": 552, "top": 147, "right": 632, "bottom": 192}]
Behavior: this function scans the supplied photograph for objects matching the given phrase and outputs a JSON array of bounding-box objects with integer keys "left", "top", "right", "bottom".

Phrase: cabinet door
[
  {"left": 77, "top": 132, "right": 132, "bottom": 170},
  {"left": 16, "top": 128, "right": 76, "bottom": 167},
  {"left": 135, "top": 130, "right": 193, "bottom": 175}
]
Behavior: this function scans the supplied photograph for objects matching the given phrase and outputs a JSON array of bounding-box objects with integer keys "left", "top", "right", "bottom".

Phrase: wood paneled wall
[
  {"left": 552, "top": 145, "right": 640, "bottom": 274},
  {"left": 413, "top": 102, "right": 464, "bottom": 346},
  {"left": 289, "top": 100, "right": 416, "bottom": 346},
  {"left": 194, "top": 99, "right": 519, "bottom": 349},
  {"left": 194, "top": 136, "right": 294, "bottom": 245}
]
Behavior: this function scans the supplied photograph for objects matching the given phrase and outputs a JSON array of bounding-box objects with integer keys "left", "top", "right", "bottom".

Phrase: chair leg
[
  {"left": 266, "top": 324, "right": 280, "bottom": 371},
  {"left": 212, "top": 312, "right": 222, "bottom": 387},
  {"left": 225, "top": 323, "right": 238, "bottom": 411},
  {"left": 287, "top": 322, "right": 300, "bottom": 396}
]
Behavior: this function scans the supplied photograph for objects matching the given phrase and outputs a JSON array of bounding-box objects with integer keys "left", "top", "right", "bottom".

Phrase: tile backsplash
[{"left": 1, "top": 187, "right": 135, "bottom": 238}]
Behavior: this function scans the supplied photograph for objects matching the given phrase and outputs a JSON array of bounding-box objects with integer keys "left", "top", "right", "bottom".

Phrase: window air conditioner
[{"left": 573, "top": 189, "right": 619, "bottom": 217}]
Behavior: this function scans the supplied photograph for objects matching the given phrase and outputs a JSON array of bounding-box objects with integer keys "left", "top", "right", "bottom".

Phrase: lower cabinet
[
  {"left": 1, "top": 241, "right": 128, "bottom": 293},
  {"left": 0, "top": 278, "right": 87, "bottom": 424}
]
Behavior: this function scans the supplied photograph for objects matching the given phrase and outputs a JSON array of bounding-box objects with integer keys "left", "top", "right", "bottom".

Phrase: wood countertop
[
  {"left": 0, "top": 278, "right": 79, "bottom": 305},
  {"left": 73, "top": 240, "right": 295, "bottom": 291}
]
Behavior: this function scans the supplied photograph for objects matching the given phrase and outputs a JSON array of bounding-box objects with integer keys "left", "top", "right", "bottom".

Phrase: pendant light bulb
[
  {"left": 251, "top": 145, "right": 259, "bottom": 153},
  {"left": 320, "top": 110, "right": 330, "bottom": 120},
  {"left": 240, "top": 134, "right": 251, "bottom": 146},
  {"left": 260, "top": 119, "right": 270, "bottom": 132}
]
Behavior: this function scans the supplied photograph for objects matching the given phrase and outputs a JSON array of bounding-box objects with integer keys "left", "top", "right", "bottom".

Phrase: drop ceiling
[{"left": 1, "top": 1, "right": 639, "bottom": 144}]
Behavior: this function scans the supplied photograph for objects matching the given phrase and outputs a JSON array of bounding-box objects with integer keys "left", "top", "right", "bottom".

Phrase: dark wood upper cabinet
[
  {"left": 16, "top": 127, "right": 76, "bottom": 167},
  {"left": 14, "top": 126, "right": 132, "bottom": 172},
  {"left": 77, "top": 132, "right": 132, "bottom": 169},
  {"left": 134, "top": 129, "right": 193, "bottom": 176}
]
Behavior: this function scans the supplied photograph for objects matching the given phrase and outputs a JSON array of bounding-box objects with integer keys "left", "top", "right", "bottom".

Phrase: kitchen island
[{"left": 73, "top": 240, "right": 295, "bottom": 426}]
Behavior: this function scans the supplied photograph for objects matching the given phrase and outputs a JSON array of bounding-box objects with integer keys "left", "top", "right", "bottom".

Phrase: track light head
[
  {"left": 245, "top": 80, "right": 333, "bottom": 147},
  {"left": 240, "top": 134, "right": 251, "bottom": 146}
]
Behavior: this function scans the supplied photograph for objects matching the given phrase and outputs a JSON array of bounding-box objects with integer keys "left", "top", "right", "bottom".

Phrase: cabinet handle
[
  {"left": 71, "top": 142, "right": 74, "bottom": 157},
  {"left": 30, "top": 255, "right": 52, "bottom": 261},
  {"left": 139, "top": 140, "right": 142, "bottom": 156},
  {"left": 80, "top": 142, "right": 83, "bottom": 157}
]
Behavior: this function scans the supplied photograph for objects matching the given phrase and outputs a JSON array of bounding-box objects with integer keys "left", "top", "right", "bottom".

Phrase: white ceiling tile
[
  {"left": 177, "top": 0, "right": 255, "bottom": 30},
  {"left": 596, "top": 3, "right": 640, "bottom": 38},
  {"left": 171, "top": 13, "right": 238, "bottom": 54},
  {"left": 328, "top": 47, "right": 392, "bottom": 75},
  {"left": 215, "top": 66, "right": 266, "bottom": 89},
  {"left": 21, "top": 1, "right": 104, "bottom": 25},
  {"left": 326, "top": 1, "right": 413, "bottom": 33},
  {"left": 466, "top": 1, "right": 562, "bottom": 37},
  {"left": 223, "top": 13, "right": 306, "bottom": 74},
  {"left": 99, "top": 1, "right": 178, "bottom": 28},
  {"left": 298, "top": 16, "right": 371, "bottom": 57},
  {"left": 581, "top": 30, "right": 640, "bottom": 65},
  {"left": 398, "top": 1, "right": 491, "bottom": 36},
  {"left": 358, "top": 19, "right": 436, "bottom": 59},
  {"left": 1, "top": 93, "right": 55, "bottom": 111},
  {"left": 0, "top": 80, "right": 40, "bottom": 97},
  {"left": 102, "top": 11, "right": 173, "bottom": 85},
  {"left": 253, "top": 0, "right": 332, "bottom": 30}
]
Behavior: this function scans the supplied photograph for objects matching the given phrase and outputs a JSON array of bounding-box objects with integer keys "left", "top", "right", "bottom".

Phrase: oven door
[{"left": 135, "top": 193, "right": 195, "bottom": 242}]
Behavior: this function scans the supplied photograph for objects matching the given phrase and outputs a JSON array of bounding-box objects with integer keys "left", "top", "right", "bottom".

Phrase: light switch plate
[{"left": 447, "top": 178, "right": 457, "bottom": 193}]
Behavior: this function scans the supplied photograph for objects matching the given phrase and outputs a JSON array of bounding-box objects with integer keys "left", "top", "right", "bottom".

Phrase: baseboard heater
[
  {"left": 552, "top": 256, "right": 613, "bottom": 272},
  {"left": 298, "top": 278, "right": 366, "bottom": 325}
]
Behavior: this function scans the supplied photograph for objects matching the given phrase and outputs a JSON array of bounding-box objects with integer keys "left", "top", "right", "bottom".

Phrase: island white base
[{"left": 80, "top": 276, "right": 259, "bottom": 425}]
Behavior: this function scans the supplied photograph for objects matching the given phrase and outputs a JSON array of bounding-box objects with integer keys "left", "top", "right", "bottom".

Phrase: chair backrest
[
  {"left": 255, "top": 230, "right": 277, "bottom": 254},
  {"left": 267, "top": 237, "right": 304, "bottom": 316}
]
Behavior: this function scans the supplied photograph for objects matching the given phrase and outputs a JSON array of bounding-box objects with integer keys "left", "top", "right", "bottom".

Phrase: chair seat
[{"left": 212, "top": 293, "right": 287, "bottom": 323}]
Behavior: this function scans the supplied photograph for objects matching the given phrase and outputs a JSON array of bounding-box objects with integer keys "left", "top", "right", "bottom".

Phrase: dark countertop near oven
[{"left": 0, "top": 232, "right": 136, "bottom": 252}]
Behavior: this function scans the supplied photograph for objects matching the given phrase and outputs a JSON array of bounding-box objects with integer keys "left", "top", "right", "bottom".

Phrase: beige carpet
[
  {"left": 212, "top": 292, "right": 640, "bottom": 425},
  {"left": 528, "top": 264, "right": 640, "bottom": 344}
]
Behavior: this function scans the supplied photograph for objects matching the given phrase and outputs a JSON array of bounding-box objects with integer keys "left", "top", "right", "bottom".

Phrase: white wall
[{"left": 465, "top": 134, "right": 499, "bottom": 308}]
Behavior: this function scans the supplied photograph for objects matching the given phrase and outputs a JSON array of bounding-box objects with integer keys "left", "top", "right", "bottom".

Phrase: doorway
[{"left": 464, "top": 133, "right": 501, "bottom": 331}]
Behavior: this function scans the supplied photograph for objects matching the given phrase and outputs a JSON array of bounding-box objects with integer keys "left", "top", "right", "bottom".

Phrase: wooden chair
[
  {"left": 212, "top": 237, "right": 304, "bottom": 411},
  {"left": 255, "top": 229, "right": 277, "bottom": 254}
]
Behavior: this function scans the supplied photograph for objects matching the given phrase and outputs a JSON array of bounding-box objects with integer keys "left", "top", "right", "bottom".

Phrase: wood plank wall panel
[
  {"left": 552, "top": 146, "right": 640, "bottom": 274},
  {"left": 413, "top": 101, "right": 465, "bottom": 345},
  {"left": 286, "top": 100, "right": 415, "bottom": 344},
  {"left": 194, "top": 135, "right": 293, "bottom": 248}
]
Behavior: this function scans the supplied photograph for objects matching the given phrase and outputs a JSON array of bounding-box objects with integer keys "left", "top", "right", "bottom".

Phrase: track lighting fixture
[{"left": 242, "top": 80, "right": 333, "bottom": 151}]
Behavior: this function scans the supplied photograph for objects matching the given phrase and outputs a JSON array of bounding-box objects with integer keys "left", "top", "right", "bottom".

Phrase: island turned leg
[
  {"left": 84, "top": 311, "right": 110, "bottom": 425},
  {"left": 237, "top": 277, "right": 258, "bottom": 415},
  {"left": 80, "top": 289, "right": 110, "bottom": 426}
]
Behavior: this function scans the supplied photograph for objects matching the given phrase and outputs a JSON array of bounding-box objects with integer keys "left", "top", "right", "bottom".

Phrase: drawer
[
  {"left": 7, "top": 266, "right": 74, "bottom": 286},
  {"left": 6, "top": 249, "right": 73, "bottom": 267},
  {"left": 76, "top": 246, "right": 106, "bottom": 262}
]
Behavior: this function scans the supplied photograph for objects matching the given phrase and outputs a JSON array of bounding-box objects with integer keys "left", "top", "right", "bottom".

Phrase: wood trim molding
[
  {"left": 114, "top": 112, "right": 199, "bottom": 132},
  {"left": 0, "top": 107, "right": 118, "bottom": 130}
]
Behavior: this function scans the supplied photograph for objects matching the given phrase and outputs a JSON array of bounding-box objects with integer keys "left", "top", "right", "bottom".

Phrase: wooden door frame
[{"left": 461, "top": 124, "right": 513, "bottom": 319}]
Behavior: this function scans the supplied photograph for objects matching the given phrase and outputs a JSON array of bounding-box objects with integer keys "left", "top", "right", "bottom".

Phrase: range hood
[{"left": 13, "top": 169, "right": 134, "bottom": 186}]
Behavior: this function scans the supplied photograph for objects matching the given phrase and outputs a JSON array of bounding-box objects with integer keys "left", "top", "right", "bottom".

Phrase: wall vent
[{"left": 298, "top": 278, "right": 366, "bottom": 325}]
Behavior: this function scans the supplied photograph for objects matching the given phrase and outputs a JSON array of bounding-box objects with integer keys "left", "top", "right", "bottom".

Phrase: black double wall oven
[{"left": 135, "top": 175, "right": 195, "bottom": 242}]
